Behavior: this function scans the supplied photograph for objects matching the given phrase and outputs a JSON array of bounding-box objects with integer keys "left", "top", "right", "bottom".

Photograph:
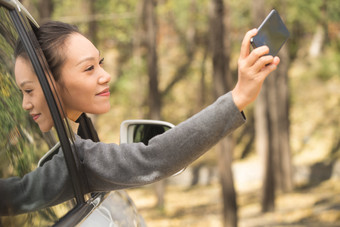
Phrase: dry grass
[
  {"left": 127, "top": 184, "right": 223, "bottom": 227},
  {"left": 127, "top": 175, "right": 340, "bottom": 227}
]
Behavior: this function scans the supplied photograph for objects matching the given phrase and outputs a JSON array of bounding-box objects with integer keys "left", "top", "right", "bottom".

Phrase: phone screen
[{"left": 251, "top": 9, "right": 290, "bottom": 56}]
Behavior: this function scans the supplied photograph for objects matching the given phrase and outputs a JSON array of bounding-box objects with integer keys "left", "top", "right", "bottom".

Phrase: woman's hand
[{"left": 232, "top": 29, "right": 280, "bottom": 111}]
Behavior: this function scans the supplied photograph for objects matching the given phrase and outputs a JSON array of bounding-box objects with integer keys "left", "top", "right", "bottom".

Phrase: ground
[{"left": 127, "top": 162, "right": 340, "bottom": 227}]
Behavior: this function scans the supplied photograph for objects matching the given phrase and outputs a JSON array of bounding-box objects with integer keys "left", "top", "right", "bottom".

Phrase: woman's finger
[
  {"left": 272, "top": 56, "right": 280, "bottom": 66},
  {"left": 257, "top": 62, "right": 278, "bottom": 81},
  {"left": 244, "top": 45, "right": 270, "bottom": 68},
  {"left": 239, "top": 28, "right": 257, "bottom": 59},
  {"left": 250, "top": 55, "right": 274, "bottom": 73}
]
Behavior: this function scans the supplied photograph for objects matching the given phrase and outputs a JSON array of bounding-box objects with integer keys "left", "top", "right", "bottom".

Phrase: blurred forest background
[{"left": 21, "top": 0, "right": 340, "bottom": 226}]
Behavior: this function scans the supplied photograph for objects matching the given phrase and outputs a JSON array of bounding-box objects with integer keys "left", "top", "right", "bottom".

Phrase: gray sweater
[{"left": 0, "top": 92, "right": 245, "bottom": 215}]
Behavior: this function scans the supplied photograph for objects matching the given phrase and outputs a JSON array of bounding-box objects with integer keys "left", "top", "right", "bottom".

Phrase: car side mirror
[
  {"left": 120, "top": 120, "right": 185, "bottom": 175},
  {"left": 120, "top": 120, "right": 174, "bottom": 144}
]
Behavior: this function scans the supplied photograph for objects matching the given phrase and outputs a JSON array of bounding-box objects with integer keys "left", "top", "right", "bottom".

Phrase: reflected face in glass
[
  {"left": 15, "top": 57, "right": 54, "bottom": 132},
  {"left": 58, "top": 33, "right": 111, "bottom": 121}
]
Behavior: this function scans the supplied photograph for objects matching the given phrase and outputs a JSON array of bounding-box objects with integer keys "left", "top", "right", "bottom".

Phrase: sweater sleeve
[
  {"left": 0, "top": 150, "right": 75, "bottom": 215},
  {"left": 0, "top": 91, "right": 245, "bottom": 215},
  {"left": 76, "top": 91, "right": 246, "bottom": 192}
]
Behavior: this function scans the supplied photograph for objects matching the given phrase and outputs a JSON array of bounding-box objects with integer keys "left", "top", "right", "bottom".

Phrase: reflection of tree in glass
[
  {"left": 0, "top": 8, "right": 16, "bottom": 76},
  {"left": 0, "top": 9, "right": 16, "bottom": 46},
  {"left": 0, "top": 14, "right": 50, "bottom": 180},
  {"left": 0, "top": 73, "right": 28, "bottom": 176},
  {"left": 0, "top": 8, "right": 74, "bottom": 225},
  {"left": 0, "top": 64, "right": 51, "bottom": 179},
  {"left": 0, "top": 49, "right": 69, "bottom": 227}
]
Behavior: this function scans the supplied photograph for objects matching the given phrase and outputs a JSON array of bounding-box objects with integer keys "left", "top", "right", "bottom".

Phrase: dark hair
[
  {"left": 35, "top": 21, "right": 80, "bottom": 81},
  {"left": 14, "top": 38, "right": 27, "bottom": 59}
]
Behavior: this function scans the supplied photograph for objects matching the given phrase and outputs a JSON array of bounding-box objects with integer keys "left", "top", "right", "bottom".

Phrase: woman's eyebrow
[
  {"left": 20, "top": 80, "right": 34, "bottom": 87},
  {"left": 75, "top": 56, "right": 95, "bottom": 66},
  {"left": 76, "top": 51, "right": 101, "bottom": 66}
]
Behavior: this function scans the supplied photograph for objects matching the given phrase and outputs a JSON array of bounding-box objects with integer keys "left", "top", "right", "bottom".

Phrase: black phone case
[{"left": 251, "top": 9, "right": 290, "bottom": 56}]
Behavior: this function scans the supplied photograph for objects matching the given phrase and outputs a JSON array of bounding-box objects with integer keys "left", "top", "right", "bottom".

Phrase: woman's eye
[
  {"left": 99, "top": 58, "right": 104, "bottom": 65},
  {"left": 84, "top": 58, "right": 104, "bottom": 71},
  {"left": 25, "top": 89, "right": 33, "bottom": 94},
  {"left": 85, "top": 66, "right": 94, "bottom": 72}
]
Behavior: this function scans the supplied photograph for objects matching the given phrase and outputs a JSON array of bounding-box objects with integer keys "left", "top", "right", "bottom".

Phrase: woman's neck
[
  {"left": 67, "top": 118, "right": 79, "bottom": 133},
  {"left": 67, "top": 110, "right": 82, "bottom": 122}
]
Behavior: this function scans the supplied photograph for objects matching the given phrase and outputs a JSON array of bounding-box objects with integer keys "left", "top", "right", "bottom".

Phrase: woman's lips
[
  {"left": 31, "top": 114, "right": 41, "bottom": 121},
  {"left": 96, "top": 88, "right": 110, "bottom": 96}
]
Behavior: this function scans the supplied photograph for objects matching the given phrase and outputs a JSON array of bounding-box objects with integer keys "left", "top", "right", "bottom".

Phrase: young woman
[
  {"left": 1, "top": 21, "right": 279, "bottom": 215},
  {"left": 18, "top": 21, "right": 279, "bottom": 130}
]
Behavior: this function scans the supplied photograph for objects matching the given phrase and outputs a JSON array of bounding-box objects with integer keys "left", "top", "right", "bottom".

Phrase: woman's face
[
  {"left": 15, "top": 57, "right": 54, "bottom": 132},
  {"left": 58, "top": 33, "right": 111, "bottom": 121}
]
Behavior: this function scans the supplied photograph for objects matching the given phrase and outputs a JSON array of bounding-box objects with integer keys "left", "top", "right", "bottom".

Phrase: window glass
[{"left": 0, "top": 6, "right": 76, "bottom": 226}]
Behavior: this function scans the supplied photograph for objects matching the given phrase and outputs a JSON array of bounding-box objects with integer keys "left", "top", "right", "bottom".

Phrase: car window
[{"left": 0, "top": 5, "right": 77, "bottom": 226}]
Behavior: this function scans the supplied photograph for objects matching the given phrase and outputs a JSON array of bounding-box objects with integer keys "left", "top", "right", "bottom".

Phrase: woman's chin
[
  {"left": 92, "top": 104, "right": 111, "bottom": 114},
  {"left": 39, "top": 124, "right": 53, "bottom": 133},
  {"left": 101, "top": 103, "right": 111, "bottom": 113}
]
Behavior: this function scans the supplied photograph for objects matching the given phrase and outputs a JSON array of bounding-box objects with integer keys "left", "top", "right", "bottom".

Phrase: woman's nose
[
  {"left": 98, "top": 68, "right": 111, "bottom": 85},
  {"left": 22, "top": 97, "right": 33, "bottom": 111}
]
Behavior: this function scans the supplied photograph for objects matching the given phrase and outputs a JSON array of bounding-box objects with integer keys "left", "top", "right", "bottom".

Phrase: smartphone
[{"left": 250, "top": 9, "right": 290, "bottom": 56}]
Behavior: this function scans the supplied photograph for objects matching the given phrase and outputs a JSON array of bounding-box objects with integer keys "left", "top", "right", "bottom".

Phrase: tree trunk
[
  {"left": 137, "top": 0, "right": 200, "bottom": 208},
  {"left": 140, "top": 0, "right": 164, "bottom": 208},
  {"left": 251, "top": 0, "right": 276, "bottom": 213},
  {"left": 274, "top": 43, "right": 293, "bottom": 192},
  {"left": 199, "top": 41, "right": 208, "bottom": 109},
  {"left": 218, "top": 137, "right": 237, "bottom": 227},
  {"left": 252, "top": 0, "right": 293, "bottom": 212},
  {"left": 88, "top": 0, "right": 99, "bottom": 46},
  {"left": 309, "top": 0, "right": 327, "bottom": 57},
  {"left": 38, "top": 0, "right": 53, "bottom": 23},
  {"left": 143, "top": 0, "right": 161, "bottom": 120},
  {"left": 209, "top": 0, "right": 237, "bottom": 226},
  {"left": 309, "top": 25, "right": 325, "bottom": 58}
]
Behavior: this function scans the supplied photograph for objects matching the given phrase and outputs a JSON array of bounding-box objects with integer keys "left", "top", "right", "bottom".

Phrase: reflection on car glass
[{"left": 1, "top": 5, "right": 77, "bottom": 224}]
